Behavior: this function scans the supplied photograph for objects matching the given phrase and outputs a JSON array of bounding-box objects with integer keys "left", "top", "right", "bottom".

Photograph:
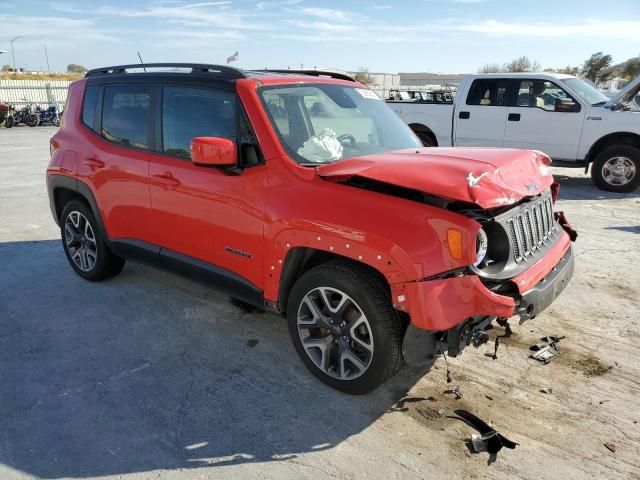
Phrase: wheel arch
[
  {"left": 48, "top": 174, "right": 109, "bottom": 241},
  {"left": 585, "top": 132, "right": 640, "bottom": 163},
  {"left": 408, "top": 123, "right": 438, "bottom": 146},
  {"left": 276, "top": 247, "right": 394, "bottom": 315}
]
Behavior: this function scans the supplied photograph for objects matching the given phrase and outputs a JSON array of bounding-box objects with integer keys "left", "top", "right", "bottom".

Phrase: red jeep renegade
[{"left": 47, "top": 64, "right": 576, "bottom": 394}]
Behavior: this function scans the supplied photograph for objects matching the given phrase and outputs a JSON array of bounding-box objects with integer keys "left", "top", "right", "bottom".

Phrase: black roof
[{"left": 85, "top": 63, "right": 355, "bottom": 82}]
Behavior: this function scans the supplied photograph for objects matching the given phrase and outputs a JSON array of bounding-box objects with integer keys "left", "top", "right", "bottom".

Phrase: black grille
[{"left": 506, "top": 194, "right": 557, "bottom": 263}]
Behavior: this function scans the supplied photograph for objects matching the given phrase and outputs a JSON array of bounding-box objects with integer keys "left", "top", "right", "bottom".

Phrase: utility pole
[
  {"left": 42, "top": 43, "right": 50, "bottom": 72},
  {"left": 11, "top": 36, "right": 23, "bottom": 71}
]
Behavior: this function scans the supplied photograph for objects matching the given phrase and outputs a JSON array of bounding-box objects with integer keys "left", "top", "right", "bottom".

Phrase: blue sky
[{"left": 1, "top": 0, "right": 639, "bottom": 73}]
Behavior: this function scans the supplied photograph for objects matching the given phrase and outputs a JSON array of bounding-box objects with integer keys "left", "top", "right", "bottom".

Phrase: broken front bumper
[{"left": 393, "top": 229, "right": 574, "bottom": 332}]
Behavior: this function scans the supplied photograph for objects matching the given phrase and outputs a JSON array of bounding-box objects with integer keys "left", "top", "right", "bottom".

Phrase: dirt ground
[{"left": 1, "top": 126, "right": 639, "bottom": 479}]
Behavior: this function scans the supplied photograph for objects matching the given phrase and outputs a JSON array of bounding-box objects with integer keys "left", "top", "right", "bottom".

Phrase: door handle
[
  {"left": 82, "top": 156, "right": 105, "bottom": 169},
  {"left": 508, "top": 113, "right": 521, "bottom": 121},
  {"left": 458, "top": 111, "right": 470, "bottom": 119},
  {"left": 152, "top": 172, "right": 180, "bottom": 187}
]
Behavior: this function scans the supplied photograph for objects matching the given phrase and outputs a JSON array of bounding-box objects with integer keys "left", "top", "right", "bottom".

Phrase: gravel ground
[{"left": 1, "top": 126, "right": 639, "bottom": 480}]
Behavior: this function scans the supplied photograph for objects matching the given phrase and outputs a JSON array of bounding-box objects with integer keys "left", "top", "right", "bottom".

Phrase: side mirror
[
  {"left": 191, "top": 137, "right": 237, "bottom": 167},
  {"left": 555, "top": 98, "right": 580, "bottom": 113}
]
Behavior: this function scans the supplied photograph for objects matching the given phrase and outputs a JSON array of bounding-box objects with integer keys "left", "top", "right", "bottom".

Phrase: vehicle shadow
[
  {"left": 0, "top": 240, "right": 432, "bottom": 478},
  {"left": 552, "top": 170, "right": 640, "bottom": 201}
]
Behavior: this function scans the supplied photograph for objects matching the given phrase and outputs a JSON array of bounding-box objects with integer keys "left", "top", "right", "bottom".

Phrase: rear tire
[
  {"left": 60, "top": 200, "right": 125, "bottom": 281},
  {"left": 591, "top": 145, "right": 640, "bottom": 193},
  {"left": 286, "top": 262, "right": 403, "bottom": 394},
  {"left": 5, "top": 116, "right": 14, "bottom": 128}
]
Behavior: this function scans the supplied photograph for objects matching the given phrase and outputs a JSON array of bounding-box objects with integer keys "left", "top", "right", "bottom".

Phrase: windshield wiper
[{"left": 592, "top": 101, "right": 608, "bottom": 106}]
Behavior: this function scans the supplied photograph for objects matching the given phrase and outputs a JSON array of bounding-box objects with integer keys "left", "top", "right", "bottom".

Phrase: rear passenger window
[
  {"left": 162, "top": 86, "right": 236, "bottom": 159},
  {"left": 101, "top": 85, "right": 151, "bottom": 149},
  {"left": 82, "top": 86, "right": 99, "bottom": 132},
  {"left": 467, "top": 79, "right": 510, "bottom": 106}
]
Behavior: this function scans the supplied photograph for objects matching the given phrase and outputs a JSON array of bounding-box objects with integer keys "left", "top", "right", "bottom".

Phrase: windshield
[
  {"left": 561, "top": 77, "right": 609, "bottom": 106},
  {"left": 259, "top": 84, "right": 421, "bottom": 164}
]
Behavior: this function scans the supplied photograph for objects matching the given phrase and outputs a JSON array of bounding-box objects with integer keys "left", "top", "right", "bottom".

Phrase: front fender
[{"left": 262, "top": 222, "right": 416, "bottom": 302}]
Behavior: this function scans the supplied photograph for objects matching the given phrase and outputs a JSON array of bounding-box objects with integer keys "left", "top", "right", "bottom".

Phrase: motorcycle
[
  {"left": 0, "top": 102, "right": 10, "bottom": 127},
  {"left": 34, "top": 104, "right": 63, "bottom": 127},
  {"left": 5, "top": 104, "right": 40, "bottom": 128}
]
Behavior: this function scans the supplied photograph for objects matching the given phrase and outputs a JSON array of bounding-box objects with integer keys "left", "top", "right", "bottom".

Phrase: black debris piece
[
  {"left": 444, "top": 385, "right": 463, "bottom": 400},
  {"left": 453, "top": 409, "right": 518, "bottom": 464},
  {"left": 246, "top": 339, "right": 259, "bottom": 348},
  {"left": 604, "top": 442, "right": 616, "bottom": 453},
  {"left": 540, "top": 387, "right": 553, "bottom": 394}
]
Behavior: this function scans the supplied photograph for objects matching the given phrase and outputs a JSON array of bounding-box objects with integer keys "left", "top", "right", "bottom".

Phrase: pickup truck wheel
[
  {"left": 591, "top": 145, "right": 640, "bottom": 193},
  {"left": 287, "top": 262, "right": 402, "bottom": 394},
  {"left": 60, "top": 200, "right": 125, "bottom": 281},
  {"left": 416, "top": 130, "right": 436, "bottom": 147}
]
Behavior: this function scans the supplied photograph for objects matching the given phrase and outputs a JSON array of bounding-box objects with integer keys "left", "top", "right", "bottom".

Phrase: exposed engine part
[{"left": 402, "top": 316, "right": 496, "bottom": 367}]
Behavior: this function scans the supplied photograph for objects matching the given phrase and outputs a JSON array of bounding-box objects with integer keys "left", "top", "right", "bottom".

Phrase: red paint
[
  {"left": 48, "top": 73, "right": 575, "bottom": 334},
  {"left": 393, "top": 276, "right": 516, "bottom": 331},
  {"left": 318, "top": 147, "right": 554, "bottom": 209},
  {"left": 191, "top": 137, "right": 236, "bottom": 166}
]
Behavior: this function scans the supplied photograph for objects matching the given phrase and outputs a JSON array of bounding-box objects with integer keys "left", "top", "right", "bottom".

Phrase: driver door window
[{"left": 516, "top": 80, "right": 578, "bottom": 112}]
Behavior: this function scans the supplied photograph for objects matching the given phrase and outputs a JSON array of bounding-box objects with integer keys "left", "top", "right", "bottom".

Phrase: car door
[
  {"left": 76, "top": 83, "right": 154, "bottom": 243},
  {"left": 147, "top": 83, "right": 267, "bottom": 289},
  {"left": 503, "top": 79, "right": 585, "bottom": 160},
  {"left": 453, "top": 78, "right": 511, "bottom": 147}
]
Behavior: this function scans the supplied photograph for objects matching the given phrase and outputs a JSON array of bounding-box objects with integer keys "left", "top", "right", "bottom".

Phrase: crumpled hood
[
  {"left": 606, "top": 74, "right": 640, "bottom": 107},
  {"left": 317, "top": 147, "right": 554, "bottom": 209}
]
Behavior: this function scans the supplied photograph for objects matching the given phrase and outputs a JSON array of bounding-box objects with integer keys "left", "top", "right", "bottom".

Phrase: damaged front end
[{"left": 398, "top": 185, "right": 577, "bottom": 366}]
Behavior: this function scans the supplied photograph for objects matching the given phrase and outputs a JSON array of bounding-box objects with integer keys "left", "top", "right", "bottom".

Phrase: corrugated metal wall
[{"left": 0, "top": 80, "right": 71, "bottom": 107}]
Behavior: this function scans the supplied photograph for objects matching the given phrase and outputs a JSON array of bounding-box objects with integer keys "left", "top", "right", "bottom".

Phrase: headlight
[{"left": 474, "top": 229, "right": 488, "bottom": 267}]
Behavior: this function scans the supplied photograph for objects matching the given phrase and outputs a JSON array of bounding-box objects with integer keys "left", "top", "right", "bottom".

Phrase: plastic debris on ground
[
  {"left": 452, "top": 409, "right": 518, "bottom": 464},
  {"left": 530, "top": 335, "right": 565, "bottom": 364}
]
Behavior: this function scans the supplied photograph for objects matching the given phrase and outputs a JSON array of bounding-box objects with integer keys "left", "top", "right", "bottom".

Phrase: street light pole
[
  {"left": 11, "top": 36, "right": 23, "bottom": 71},
  {"left": 42, "top": 43, "right": 50, "bottom": 72}
]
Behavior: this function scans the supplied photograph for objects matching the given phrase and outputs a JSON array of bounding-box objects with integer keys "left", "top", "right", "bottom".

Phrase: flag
[{"left": 227, "top": 51, "right": 238, "bottom": 64}]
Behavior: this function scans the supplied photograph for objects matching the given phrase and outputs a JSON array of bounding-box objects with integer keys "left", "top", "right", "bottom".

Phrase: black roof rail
[
  {"left": 85, "top": 63, "right": 247, "bottom": 79},
  {"left": 259, "top": 69, "right": 356, "bottom": 82}
]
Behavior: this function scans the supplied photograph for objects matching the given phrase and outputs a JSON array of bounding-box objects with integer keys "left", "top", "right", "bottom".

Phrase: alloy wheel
[
  {"left": 64, "top": 211, "right": 98, "bottom": 272},
  {"left": 297, "top": 287, "right": 374, "bottom": 380}
]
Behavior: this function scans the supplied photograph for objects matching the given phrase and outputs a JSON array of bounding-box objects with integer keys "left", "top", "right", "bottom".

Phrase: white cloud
[
  {"left": 434, "top": 19, "right": 640, "bottom": 39},
  {"left": 296, "top": 7, "right": 357, "bottom": 22},
  {"left": 0, "top": 14, "right": 117, "bottom": 43}
]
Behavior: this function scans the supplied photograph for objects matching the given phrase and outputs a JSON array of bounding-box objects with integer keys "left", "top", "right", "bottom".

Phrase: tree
[
  {"left": 67, "top": 64, "right": 87, "bottom": 73},
  {"left": 478, "top": 63, "right": 502, "bottom": 73},
  {"left": 581, "top": 52, "right": 612, "bottom": 83},
  {"left": 353, "top": 67, "right": 373, "bottom": 85},
  {"left": 621, "top": 58, "right": 640, "bottom": 80},
  {"left": 2, "top": 64, "right": 12, "bottom": 72},
  {"left": 557, "top": 65, "right": 580, "bottom": 76},
  {"left": 504, "top": 56, "right": 541, "bottom": 72}
]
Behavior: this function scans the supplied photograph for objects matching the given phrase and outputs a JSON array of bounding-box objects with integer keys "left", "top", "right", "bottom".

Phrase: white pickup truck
[{"left": 388, "top": 73, "right": 640, "bottom": 193}]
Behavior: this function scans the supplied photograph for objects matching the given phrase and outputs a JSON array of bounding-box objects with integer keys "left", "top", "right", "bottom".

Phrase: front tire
[
  {"left": 26, "top": 114, "right": 40, "bottom": 127},
  {"left": 60, "top": 200, "right": 125, "bottom": 281},
  {"left": 591, "top": 145, "right": 640, "bottom": 193},
  {"left": 287, "top": 262, "right": 403, "bottom": 394},
  {"left": 5, "top": 116, "right": 14, "bottom": 128}
]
